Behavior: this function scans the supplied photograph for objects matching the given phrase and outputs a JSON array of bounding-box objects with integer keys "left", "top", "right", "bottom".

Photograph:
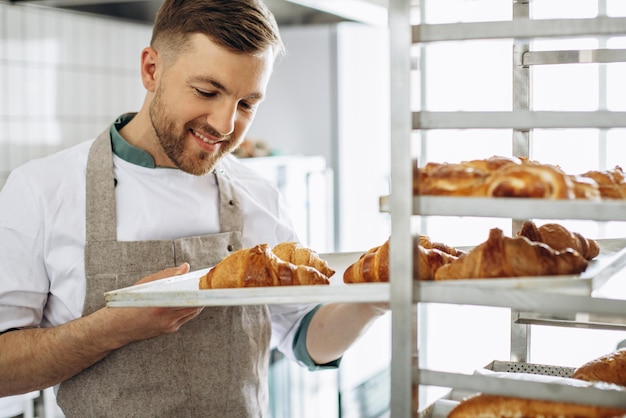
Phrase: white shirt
[{"left": 0, "top": 137, "right": 315, "bottom": 362}]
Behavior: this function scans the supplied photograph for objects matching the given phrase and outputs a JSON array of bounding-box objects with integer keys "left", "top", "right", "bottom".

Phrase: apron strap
[
  {"left": 215, "top": 166, "right": 244, "bottom": 234},
  {"left": 86, "top": 130, "right": 118, "bottom": 242}
]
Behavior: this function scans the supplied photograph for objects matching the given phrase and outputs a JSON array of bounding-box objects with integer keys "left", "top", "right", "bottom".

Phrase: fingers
[
  {"left": 134, "top": 263, "right": 190, "bottom": 285},
  {"left": 167, "top": 307, "right": 204, "bottom": 332}
]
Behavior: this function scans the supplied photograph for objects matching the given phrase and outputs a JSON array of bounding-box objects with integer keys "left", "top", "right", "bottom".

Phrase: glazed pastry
[
  {"left": 581, "top": 166, "right": 626, "bottom": 199},
  {"left": 485, "top": 161, "right": 574, "bottom": 199}
]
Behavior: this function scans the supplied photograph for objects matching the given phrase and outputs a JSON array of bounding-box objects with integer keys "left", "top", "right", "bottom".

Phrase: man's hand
[
  {"left": 97, "top": 262, "right": 204, "bottom": 348},
  {"left": 0, "top": 263, "right": 203, "bottom": 397}
]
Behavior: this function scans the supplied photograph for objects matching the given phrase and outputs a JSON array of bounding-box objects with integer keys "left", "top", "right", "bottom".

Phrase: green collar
[{"left": 110, "top": 113, "right": 157, "bottom": 168}]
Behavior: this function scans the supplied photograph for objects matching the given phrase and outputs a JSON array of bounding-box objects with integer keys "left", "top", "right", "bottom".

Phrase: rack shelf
[
  {"left": 380, "top": 196, "right": 626, "bottom": 221},
  {"left": 388, "top": 0, "right": 626, "bottom": 416}
]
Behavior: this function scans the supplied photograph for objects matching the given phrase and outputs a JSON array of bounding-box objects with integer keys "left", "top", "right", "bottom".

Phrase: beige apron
[{"left": 57, "top": 130, "right": 271, "bottom": 417}]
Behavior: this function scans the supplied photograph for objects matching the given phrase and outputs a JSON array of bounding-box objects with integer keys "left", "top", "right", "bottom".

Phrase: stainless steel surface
[
  {"left": 417, "top": 361, "right": 626, "bottom": 416},
  {"left": 417, "top": 368, "right": 626, "bottom": 413},
  {"left": 516, "top": 312, "right": 626, "bottom": 331},
  {"left": 412, "top": 17, "right": 626, "bottom": 42},
  {"left": 523, "top": 49, "right": 626, "bottom": 66},
  {"left": 389, "top": 1, "right": 626, "bottom": 414},
  {"left": 388, "top": 0, "right": 414, "bottom": 415},
  {"left": 412, "top": 110, "right": 626, "bottom": 130},
  {"left": 380, "top": 196, "right": 626, "bottom": 222}
]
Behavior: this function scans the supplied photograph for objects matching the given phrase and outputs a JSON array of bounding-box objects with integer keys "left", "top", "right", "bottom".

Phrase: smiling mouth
[{"left": 191, "top": 128, "right": 225, "bottom": 145}]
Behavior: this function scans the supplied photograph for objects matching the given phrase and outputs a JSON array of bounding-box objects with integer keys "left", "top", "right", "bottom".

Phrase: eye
[
  {"left": 194, "top": 88, "right": 216, "bottom": 99},
  {"left": 238, "top": 100, "right": 258, "bottom": 113}
]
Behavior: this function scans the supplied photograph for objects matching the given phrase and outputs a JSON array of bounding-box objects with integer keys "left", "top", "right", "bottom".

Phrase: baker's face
[{"left": 149, "top": 34, "right": 274, "bottom": 175}]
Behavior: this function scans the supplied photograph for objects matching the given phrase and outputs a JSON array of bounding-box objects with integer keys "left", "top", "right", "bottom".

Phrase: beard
[{"left": 149, "top": 88, "right": 239, "bottom": 176}]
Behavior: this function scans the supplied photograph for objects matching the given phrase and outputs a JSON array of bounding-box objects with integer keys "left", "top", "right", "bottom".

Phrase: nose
[{"left": 208, "top": 101, "right": 237, "bottom": 137}]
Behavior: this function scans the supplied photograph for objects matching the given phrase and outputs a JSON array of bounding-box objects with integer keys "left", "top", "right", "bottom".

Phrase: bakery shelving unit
[{"left": 386, "top": 0, "right": 626, "bottom": 416}]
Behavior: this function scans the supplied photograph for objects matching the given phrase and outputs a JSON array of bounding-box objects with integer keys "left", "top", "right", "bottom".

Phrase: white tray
[
  {"left": 419, "top": 361, "right": 626, "bottom": 417},
  {"left": 105, "top": 252, "right": 390, "bottom": 307},
  {"left": 105, "top": 240, "right": 626, "bottom": 308}
]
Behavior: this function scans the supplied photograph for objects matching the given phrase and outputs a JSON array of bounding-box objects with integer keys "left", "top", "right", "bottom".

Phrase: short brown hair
[{"left": 151, "top": 0, "right": 285, "bottom": 62}]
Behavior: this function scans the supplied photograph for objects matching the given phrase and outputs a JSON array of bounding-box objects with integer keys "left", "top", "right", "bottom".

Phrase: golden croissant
[
  {"left": 434, "top": 228, "right": 588, "bottom": 280},
  {"left": 517, "top": 221, "right": 600, "bottom": 261},
  {"left": 343, "top": 236, "right": 461, "bottom": 283},
  {"left": 199, "top": 244, "right": 330, "bottom": 289},
  {"left": 272, "top": 241, "right": 335, "bottom": 278}
]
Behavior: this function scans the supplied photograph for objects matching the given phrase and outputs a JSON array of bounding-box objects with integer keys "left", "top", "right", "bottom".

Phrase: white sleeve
[
  {"left": 0, "top": 169, "right": 49, "bottom": 331},
  {"left": 268, "top": 302, "right": 318, "bottom": 364}
]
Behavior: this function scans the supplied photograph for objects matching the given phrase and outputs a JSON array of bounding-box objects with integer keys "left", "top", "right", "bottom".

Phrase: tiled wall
[{"left": 0, "top": 2, "right": 152, "bottom": 187}]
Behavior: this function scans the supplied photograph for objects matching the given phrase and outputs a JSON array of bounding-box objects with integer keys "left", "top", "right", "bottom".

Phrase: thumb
[{"left": 134, "top": 262, "right": 190, "bottom": 285}]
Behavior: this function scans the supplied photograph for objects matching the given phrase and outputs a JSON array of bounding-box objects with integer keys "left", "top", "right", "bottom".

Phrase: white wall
[
  {"left": 0, "top": 2, "right": 151, "bottom": 188},
  {"left": 249, "top": 23, "right": 392, "bottom": 253}
]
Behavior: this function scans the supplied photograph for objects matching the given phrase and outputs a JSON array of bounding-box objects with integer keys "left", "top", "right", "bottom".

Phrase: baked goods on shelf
[
  {"left": 447, "top": 393, "right": 626, "bottom": 418},
  {"left": 199, "top": 243, "right": 331, "bottom": 289},
  {"left": 434, "top": 228, "right": 589, "bottom": 280},
  {"left": 517, "top": 221, "right": 600, "bottom": 261},
  {"left": 572, "top": 348, "right": 626, "bottom": 386},
  {"left": 343, "top": 238, "right": 390, "bottom": 283},
  {"left": 343, "top": 235, "right": 463, "bottom": 283},
  {"left": 581, "top": 166, "right": 626, "bottom": 199},
  {"left": 413, "top": 156, "right": 626, "bottom": 200},
  {"left": 485, "top": 161, "right": 574, "bottom": 199},
  {"left": 413, "top": 156, "right": 523, "bottom": 197},
  {"left": 418, "top": 234, "right": 466, "bottom": 257},
  {"left": 343, "top": 226, "right": 593, "bottom": 282},
  {"left": 414, "top": 244, "right": 460, "bottom": 281}
]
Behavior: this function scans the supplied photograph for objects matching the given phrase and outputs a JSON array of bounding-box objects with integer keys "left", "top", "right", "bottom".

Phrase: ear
[{"left": 140, "top": 47, "right": 159, "bottom": 92}]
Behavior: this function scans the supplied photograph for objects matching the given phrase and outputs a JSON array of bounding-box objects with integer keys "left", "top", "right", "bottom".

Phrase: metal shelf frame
[{"left": 388, "top": 0, "right": 626, "bottom": 416}]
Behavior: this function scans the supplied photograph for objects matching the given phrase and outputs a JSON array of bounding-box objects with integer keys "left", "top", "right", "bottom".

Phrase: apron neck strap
[{"left": 86, "top": 130, "right": 118, "bottom": 242}]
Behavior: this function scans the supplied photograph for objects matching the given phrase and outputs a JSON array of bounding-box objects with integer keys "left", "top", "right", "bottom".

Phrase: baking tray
[
  {"left": 105, "top": 240, "right": 626, "bottom": 308},
  {"left": 418, "top": 238, "right": 626, "bottom": 295},
  {"left": 418, "top": 361, "right": 626, "bottom": 417},
  {"left": 105, "top": 252, "right": 390, "bottom": 308}
]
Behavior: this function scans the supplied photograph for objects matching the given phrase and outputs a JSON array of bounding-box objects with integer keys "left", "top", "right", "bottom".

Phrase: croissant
[
  {"left": 485, "top": 161, "right": 575, "bottom": 199},
  {"left": 416, "top": 161, "right": 491, "bottom": 196},
  {"left": 343, "top": 236, "right": 461, "bottom": 283},
  {"left": 272, "top": 241, "right": 335, "bottom": 278},
  {"left": 343, "top": 239, "right": 390, "bottom": 283},
  {"left": 418, "top": 234, "right": 466, "bottom": 257},
  {"left": 569, "top": 174, "right": 601, "bottom": 200},
  {"left": 571, "top": 348, "right": 626, "bottom": 386},
  {"left": 415, "top": 244, "right": 459, "bottom": 280},
  {"left": 448, "top": 394, "right": 626, "bottom": 418},
  {"left": 199, "top": 244, "right": 330, "bottom": 289},
  {"left": 581, "top": 166, "right": 626, "bottom": 199},
  {"left": 434, "top": 228, "right": 588, "bottom": 280},
  {"left": 517, "top": 221, "right": 600, "bottom": 261}
]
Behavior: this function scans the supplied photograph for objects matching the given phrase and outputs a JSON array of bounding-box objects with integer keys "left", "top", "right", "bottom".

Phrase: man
[{"left": 0, "top": 0, "right": 387, "bottom": 416}]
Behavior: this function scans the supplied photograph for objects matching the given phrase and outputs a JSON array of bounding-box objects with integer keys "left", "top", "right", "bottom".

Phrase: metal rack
[{"left": 387, "top": 0, "right": 626, "bottom": 416}]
